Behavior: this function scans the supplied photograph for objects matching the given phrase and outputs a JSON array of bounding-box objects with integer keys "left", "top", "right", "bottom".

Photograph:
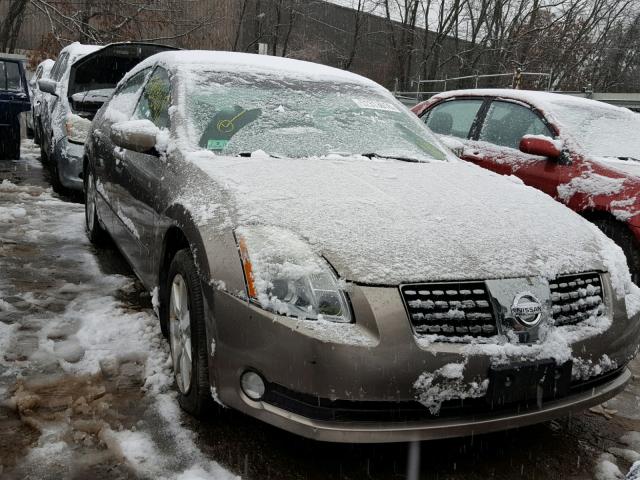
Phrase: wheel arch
[
  {"left": 157, "top": 206, "right": 214, "bottom": 298},
  {"left": 581, "top": 208, "right": 640, "bottom": 282},
  {"left": 581, "top": 208, "right": 628, "bottom": 229},
  {"left": 156, "top": 209, "right": 222, "bottom": 350}
]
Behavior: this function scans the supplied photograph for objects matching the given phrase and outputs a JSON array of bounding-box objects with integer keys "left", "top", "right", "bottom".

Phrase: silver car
[
  {"left": 29, "top": 58, "right": 55, "bottom": 145},
  {"left": 84, "top": 51, "right": 640, "bottom": 443},
  {"left": 38, "top": 42, "right": 175, "bottom": 192}
]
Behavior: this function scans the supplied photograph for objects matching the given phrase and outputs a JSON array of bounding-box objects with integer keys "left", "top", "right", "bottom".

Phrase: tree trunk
[{"left": 0, "top": 0, "right": 28, "bottom": 53}]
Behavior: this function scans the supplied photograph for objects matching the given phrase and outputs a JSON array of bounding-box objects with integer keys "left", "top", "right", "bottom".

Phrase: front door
[
  {"left": 464, "top": 99, "right": 564, "bottom": 198},
  {"left": 111, "top": 66, "right": 171, "bottom": 285}
]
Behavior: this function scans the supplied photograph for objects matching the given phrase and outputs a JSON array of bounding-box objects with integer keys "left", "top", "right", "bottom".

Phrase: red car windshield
[{"left": 550, "top": 100, "right": 640, "bottom": 159}]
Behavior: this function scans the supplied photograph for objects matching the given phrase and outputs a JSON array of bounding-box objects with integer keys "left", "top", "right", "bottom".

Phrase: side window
[
  {"left": 6, "top": 62, "right": 21, "bottom": 91},
  {"left": 478, "top": 101, "right": 554, "bottom": 150},
  {"left": 0, "top": 61, "right": 21, "bottom": 91},
  {"left": 104, "top": 68, "right": 152, "bottom": 121},
  {"left": 423, "top": 99, "right": 483, "bottom": 138},
  {"left": 134, "top": 67, "right": 171, "bottom": 129},
  {"left": 51, "top": 53, "right": 69, "bottom": 82},
  {"left": 117, "top": 68, "right": 150, "bottom": 96}
]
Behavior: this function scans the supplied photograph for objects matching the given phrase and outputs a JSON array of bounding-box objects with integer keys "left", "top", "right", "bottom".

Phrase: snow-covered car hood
[
  {"left": 593, "top": 156, "right": 640, "bottom": 178},
  {"left": 187, "top": 153, "right": 615, "bottom": 285}
]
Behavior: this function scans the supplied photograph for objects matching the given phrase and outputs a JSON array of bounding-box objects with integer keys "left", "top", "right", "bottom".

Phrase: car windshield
[
  {"left": 181, "top": 70, "right": 447, "bottom": 161},
  {"left": 551, "top": 100, "right": 640, "bottom": 159}
]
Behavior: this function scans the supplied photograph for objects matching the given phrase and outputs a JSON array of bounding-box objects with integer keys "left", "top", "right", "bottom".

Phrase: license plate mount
[{"left": 487, "top": 360, "right": 572, "bottom": 407}]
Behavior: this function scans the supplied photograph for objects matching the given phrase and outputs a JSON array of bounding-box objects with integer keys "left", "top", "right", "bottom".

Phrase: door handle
[
  {"left": 465, "top": 151, "right": 483, "bottom": 161},
  {"left": 114, "top": 148, "right": 126, "bottom": 173}
]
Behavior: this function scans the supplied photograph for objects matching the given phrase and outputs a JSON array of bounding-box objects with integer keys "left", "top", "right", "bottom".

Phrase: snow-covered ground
[
  {"left": 0, "top": 141, "right": 237, "bottom": 479},
  {"left": 2, "top": 141, "right": 640, "bottom": 480}
]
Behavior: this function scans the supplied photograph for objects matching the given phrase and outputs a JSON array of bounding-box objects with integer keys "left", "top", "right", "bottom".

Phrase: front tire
[
  {"left": 593, "top": 217, "right": 640, "bottom": 284},
  {"left": 49, "top": 157, "right": 65, "bottom": 195},
  {"left": 34, "top": 118, "right": 41, "bottom": 145},
  {"left": 40, "top": 133, "right": 48, "bottom": 164},
  {"left": 84, "top": 166, "right": 108, "bottom": 245},
  {"left": 165, "top": 249, "right": 213, "bottom": 417}
]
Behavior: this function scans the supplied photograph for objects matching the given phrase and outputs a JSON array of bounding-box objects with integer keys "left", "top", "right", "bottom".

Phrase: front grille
[
  {"left": 400, "top": 282, "right": 496, "bottom": 338},
  {"left": 550, "top": 272, "right": 605, "bottom": 326}
]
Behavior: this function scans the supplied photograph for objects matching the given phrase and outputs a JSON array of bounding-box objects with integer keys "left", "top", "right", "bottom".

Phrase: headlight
[
  {"left": 236, "top": 226, "right": 352, "bottom": 323},
  {"left": 65, "top": 113, "right": 92, "bottom": 144}
]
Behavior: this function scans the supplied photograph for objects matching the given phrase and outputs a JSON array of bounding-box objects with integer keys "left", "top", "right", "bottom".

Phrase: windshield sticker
[
  {"left": 352, "top": 98, "right": 400, "bottom": 112},
  {"left": 199, "top": 107, "right": 262, "bottom": 150},
  {"left": 207, "top": 139, "right": 228, "bottom": 150}
]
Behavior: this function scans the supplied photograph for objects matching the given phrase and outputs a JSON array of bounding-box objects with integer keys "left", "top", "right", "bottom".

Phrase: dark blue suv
[{"left": 0, "top": 57, "right": 30, "bottom": 159}]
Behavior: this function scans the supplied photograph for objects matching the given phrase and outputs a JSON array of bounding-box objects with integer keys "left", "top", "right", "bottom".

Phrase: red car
[{"left": 412, "top": 89, "right": 640, "bottom": 282}]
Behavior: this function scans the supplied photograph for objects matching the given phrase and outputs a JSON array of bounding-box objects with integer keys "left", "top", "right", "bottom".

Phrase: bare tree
[
  {"left": 0, "top": 0, "right": 29, "bottom": 53},
  {"left": 342, "top": 0, "right": 370, "bottom": 70},
  {"left": 378, "top": 0, "right": 421, "bottom": 89},
  {"left": 27, "top": 0, "right": 230, "bottom": 55}
]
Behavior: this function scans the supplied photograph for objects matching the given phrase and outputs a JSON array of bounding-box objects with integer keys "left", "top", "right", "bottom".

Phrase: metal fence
[{"left": 394, "top": 71, "right": 553, "bottom": 106}]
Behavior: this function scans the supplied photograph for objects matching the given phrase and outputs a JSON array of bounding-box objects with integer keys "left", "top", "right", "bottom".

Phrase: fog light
[{"left": 241, "top": 371, "right": 265, "bottom": 401}]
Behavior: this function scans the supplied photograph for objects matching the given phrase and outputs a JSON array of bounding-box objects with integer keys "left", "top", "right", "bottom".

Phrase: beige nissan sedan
[{"left": 84, "top": 50, "right": 640, "bottom": 443}]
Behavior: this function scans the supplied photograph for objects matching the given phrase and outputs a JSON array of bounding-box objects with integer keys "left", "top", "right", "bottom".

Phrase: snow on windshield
[
  {"left": 179, "top": 70, "right": 447, "bottom": 161},
  {"left": 550, "top": 100, "right": 640, "bottom": 159}
]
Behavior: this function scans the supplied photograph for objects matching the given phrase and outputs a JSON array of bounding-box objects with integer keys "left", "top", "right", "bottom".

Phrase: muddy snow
[{"left": 0, "top": 142, "right": 236, "bottom": 479}]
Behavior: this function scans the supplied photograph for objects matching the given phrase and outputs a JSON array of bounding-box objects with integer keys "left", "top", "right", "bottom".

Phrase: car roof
[
  {"left": 128, "top": 50, "right": 384, "bottom": 89},
  {"left": 430, "top": 88, "right": 626, "bottom": 113},
  {"left": 0, "top": 56, "right": 26, "bottom": 65},
  {"left": 38, "top": 58, "right": 55, "bottom": 70},
  {"left": 58, "top": 42, "right": 102, "bottom": 58}
]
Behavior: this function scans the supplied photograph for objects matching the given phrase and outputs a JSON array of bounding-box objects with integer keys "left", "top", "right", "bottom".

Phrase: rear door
[{"left": 0, "top": 59, "right": 30, "bottom": 126}]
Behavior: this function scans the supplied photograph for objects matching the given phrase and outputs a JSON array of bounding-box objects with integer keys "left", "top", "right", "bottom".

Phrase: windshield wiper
[
  {"left": 237, "top": 152, "right": 281, "bottom": 158},
  {"left": 360, "top": 152, "right": 423, "bottom": 163},
  {"left": 602, "top": 156, "right": 640, "bottom": 162}
]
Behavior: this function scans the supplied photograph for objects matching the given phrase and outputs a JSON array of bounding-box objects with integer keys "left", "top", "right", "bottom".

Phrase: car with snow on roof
[
  {"left": 0, "top": 55, "right": 30, "bottom": 159},
  {"left": 84, "top": 51, "right": 640, "bottom": 443},
  {"left": 37, "top": 42, "right": 177, "bottom": 193},
  {"left": 412, "top": 89, "right": 640, "bottom": 284}
]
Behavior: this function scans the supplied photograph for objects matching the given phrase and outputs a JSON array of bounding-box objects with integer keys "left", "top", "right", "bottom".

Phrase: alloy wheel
[
  {"left": 169, "top": 274, "right": 193, "bottom": 394},
  {"left": 86, "top": 171, "right": 96, "bottom": 232}
]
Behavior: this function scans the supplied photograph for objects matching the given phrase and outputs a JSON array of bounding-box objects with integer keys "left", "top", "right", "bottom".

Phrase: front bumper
[
  {"left": 206, "top": 280, "right": 640, "bottom": 443},
  {"left": 242, "top": 368, "right": 629, "bottom": 443},
  {"left": 53, "top": 136, "right": 84, "bottom": 190}
]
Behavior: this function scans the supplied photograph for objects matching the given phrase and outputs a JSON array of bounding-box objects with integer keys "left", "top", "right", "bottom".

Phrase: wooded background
[{"left": 1, "top": 0, "right": 639, "bottom": 92}]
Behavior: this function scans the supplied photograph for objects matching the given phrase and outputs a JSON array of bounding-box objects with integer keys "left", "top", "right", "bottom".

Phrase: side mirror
[
  {"left": 519, "top": 135, "right": 562, "bottom": 159},
  {"left": 38, "top": 78, "right": 59, "bottom": 96},
  {"left": 438, "top": 135, "right": 465, "bottom": 157},
  {"left": 110, "top": 120, "right": 159, "bottom": 154}
]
